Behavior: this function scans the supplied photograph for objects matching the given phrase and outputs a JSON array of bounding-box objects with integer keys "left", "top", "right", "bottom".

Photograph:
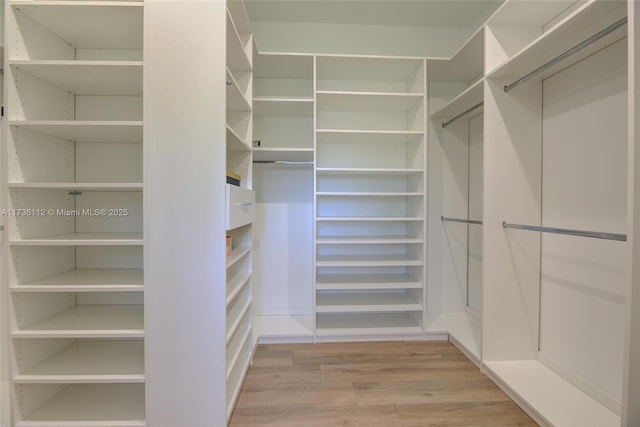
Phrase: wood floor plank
[
  {"left": 242, "top": 365, "right": 322, "bottom": 388},
  {"left": 234, "top": 382, "right": 358, "bottom": 409},
  {"left": 230, "top": 405, "right": 403, "bottom": 427},
  {"left": 321, "top": 360, "right": 478, "bottom": 383},
  {"left": 251, "top": 347, "right": 294, "bottom": 367},
  {"left": 396, "top": 401, "right": 538, "bottom": 426}
]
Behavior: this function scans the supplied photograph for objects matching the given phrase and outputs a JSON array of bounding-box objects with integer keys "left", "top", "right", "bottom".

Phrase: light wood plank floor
[{"left": 229, "top": 340, "right": 537, "bottom": 426}]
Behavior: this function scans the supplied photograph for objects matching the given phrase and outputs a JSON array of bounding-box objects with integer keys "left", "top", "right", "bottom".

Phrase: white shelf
[
  {"left": 16, "top": 383, "right": 145, "bottom": 426},
  {"left": 227, "top": 0, "right": 252, "bottom": 34},
  {"left": 9, "top": 121, "right": 143, "bottom": 143},
  {"left": 316, "top": 91, "right": 423, "bottom": 112},
  {"left": 14, "top": 340, "right": 144, "bottom": 383},
  {"left": 10, "top": 60, "right": 143, "bottom": 96},
  {"left": 315, "top": 312, "right": 422, "bottom": 336},
  {"left": 10, "top": 2, "right": 143, "bottom": 51},
  {"left": 431, "top": 78, "right": 484, "bottom": 121},
  {"left": 226, "top": 322, "right": 252, "bottom": 380},
  {"left": 13, "top": 269, "right": 144, "bottom": 292},
  {"left": 253, "top": 148, "right": 313, "bottom": 162},
  {"left": 427, "top": 27, "right": 484, "bottom": 82},
  {"left": 10, "top": 233, "right": 144, "bottom": 246},
  {"left": 8, "top": 183, "right": 143, "bottom": 191},
  {"left": 226, "top": 124, "right": 251, "bottom": 152},
  {"left": 254, "top": 53, "right": 313, "bottom": 79},
  {"left": 317, "top": 192, "right": 423, "bottom": 197},
  {"left": 227, "top": 70, "right": 251, "bottom": 113},
  {"left": 253, "top": 315, "right": 314, "bottom": 342},
  {"left": 316, "top": 292, "right": 422, "bottom": 313},
  {"left": 487, "top": 0, "right": 627, "bottom": 82},
  {"left": 316, "top": 254, "right": 423, "bottom": 267},
  {"left": 225, "top": 346, "right": 251, "bottom": 421},
  {"left": 226, "top": 296, "right": 251, "bottom": 345},
  {"left": 316, "top": 235, "right": 423, "bottom": 244},
  {"left": 13, "top": 305, "right": 144, "bottom": 338},
  {"left": 316, "top": 167, "right": 423, "bottom": 176},
  {"left": 226, "top": 10, "right": 251, "bottom": 72},
  {"left": 226, "top": 246, "right": 251, "bottom": 269},
  {"left": 226, "top": 271, "right": 251, "bottom": 307},
  {"left": 484, "top": 360, "right": 620, "bottom": 427},
  {"left": 316, "top": 56, "right": 423, "bottom": 83},
  {"left": 316, "top": 129, "right": 423, "bottom": 144},
  {"left": 317, "top": 216, "right": 423, "bottom": 222},
  {"left": 316, "top": 273, "right": 422, "bottom": 290},
  {"left": 253, "top": 97, "right": 313, "bottom": 117}
]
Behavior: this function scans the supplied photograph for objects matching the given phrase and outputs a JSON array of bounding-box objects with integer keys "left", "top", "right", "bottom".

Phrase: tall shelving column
[
  {"left": 225, "top": 0, "right": 254, "bottom": 420},
  {"left": 3, "top": 1, "right": 144, "bottom": 425},
  {"left": 314, "top": 56, "right": 426, "bottom": 341}
]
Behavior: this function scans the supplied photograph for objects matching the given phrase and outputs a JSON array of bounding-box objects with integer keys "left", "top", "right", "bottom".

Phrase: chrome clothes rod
[
  {"left": 442, "top": 102, "right": 484, "bottom": 128},
  {"left": 504, "top": 16, "right": 628, "bottom": 93},
  {"left": 253, "top": 160, "right": 314, "bottom": 165},
  {"left": 441, "top": 216, "right": 483, "bottom": 225},
  {"left": 502, "top": 221, "right": 626, "bottom": 241}
]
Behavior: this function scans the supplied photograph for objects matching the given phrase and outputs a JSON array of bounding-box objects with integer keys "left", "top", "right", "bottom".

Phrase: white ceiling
[{"left": 245, "top": 0, "right": 503, "bottom": 28}]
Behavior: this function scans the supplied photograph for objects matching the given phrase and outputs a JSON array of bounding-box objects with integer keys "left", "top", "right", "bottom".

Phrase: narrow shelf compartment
[
  {"left": 9, "top": 121, "right": 143, "bottom": 143},
  {"left": 8, "top": 183, "right": 143, "bottom": 191},
  {"left": 317, "top": 216, "right": 423, "bottom": 222},
  {"left": 316, "top": 292, "right": 422, "bottom": 313},
  {"left": 226, "top": 321, "right": 252, "bottom": 380},
  {"left": 316, "top": 273, "right": 422, "bottom": 290},
  {"left": 316, "top": 254, "right": 423, "bottom": 267},
  {"left": 226, "top": 295, "right": 251, "bottom": 345},
  {"left": 227, "top": 0, "right": 252, "bottom": 35},
  {"left": 227, "top": 69, "right": 251, "bottom": 113},
  {"left": 14, "top": 340, "right": 144, "bottom": 383},
  {"left": 15, "top": 383, "right": 145, "bottom": 427},
  {"left": 226, "top": 246, "right": 251, "bottom": 269},
  {"left": 316, "top": 168, "right": 423, "bottom": 176},
  {"left": 10, "top": 2, "right": 143, "bottom": 51},
  {"left": 12, "top": 269, "right": 144, "bottom": 292},
  {"left": 316, "top": 91, "right": 423, "bottom": 112},
  {"left": 12, "top": 305, "right": 144, "bottom": 338},
  {"left": 427, "top": 27, "right": 484, "bottom": 82},
  {"left": 487, "top": 0, "right": 627, "bottom": 82},
  {"left": 431, "top": 78, "right": 484, "bottom": 121},
  {"left": 226, "top": 271, "right": 251, "bottom": 307},
  {"left": 10, "top": 233, "right": 143, "bottom": 246},
  {"left": 316, "top": 129, "right": 423, "bottom": 144},
  {"left": 226, "top": 346, "right": 251, "bottom": 420},
  {"left": 226, "top": 124, "right": 251, "bottom": 152},
  {"left": 315, "top": 312, "right": 422, "bottom": 336},
  {"left": 253, "top": 97, "right": 313, "bottom": 117},
  {"left": 316, "top": 235, "right": 423, "bottom": 244},
  {"left": 10, "top": 60, "right": 143, "bottom": 96},
  {"left": 317, "top": 192, "right": 423, "bottom": 197},
  {"left": 484, "top": 360, "right": 620, "bottom": 427},
  {"left": 253, "top": 148, "right": 313, "bottom": 162},
  {"left": 226, "top": 10, "right": 251, "bottom": 73}
]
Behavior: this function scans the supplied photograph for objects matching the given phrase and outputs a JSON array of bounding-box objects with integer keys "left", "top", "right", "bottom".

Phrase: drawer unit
[{"left": 226, "top": 184, "right": 255, "bottom": 230}]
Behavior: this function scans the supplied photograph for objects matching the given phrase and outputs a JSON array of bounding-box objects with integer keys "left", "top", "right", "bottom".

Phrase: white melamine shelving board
[
  {"left": 317, "top": 216, "right": 423, "bottom": 222},
  {"left": 226, "top": 323, "right": 252, "bottom": 380},
  {"left": 226, "top": 125, "right": 251, "bottom": 152},
  {"left": 253, "top": 98, "right": 313, "bottom": 117},
  {"left": 487, "top": 0, "right": 627, "bottom": 81},
  {"left": 316, "top": 168, "right": 423, "bottom": 176},
  {"left": 316, "top": 129, "right": 423, "bottom": 144},
  {"left": 10, "top": 233, "right": 144, "bottom": 246},
  {"left": 9, "top": 121, "right": 143, "bottom": 143},
  {"left": 424, "top": 312, "right": 481, "bottom": 362},
  {"left": 316, "top": 235, "right": 423, "bottom": 244},
  {"left": 8, "top": 183, "right": 143, "bottom": 191},
  {"left": 15, "top": 340, "right": 144, "bottom": 383},
  {"left": 227, "top": 78, "right": 251, "bottom": 113},
  {"left": 431, "top": 78, "right": 484, "bottom": 120},
  {"left": 226, "top": 11, "right": 251, "bottom": 72},
  {"left": 10, "top": 2, "right": 144, "bottom": 50},
  {"left": 226, "top": 349, "right": 251, "bottom": 420},
  {"left": 13, "top": 305, "right": 144, "bottom": 338},
  {"left": 316, "top": 56, "right": 423, "bottom": 82},
  {"left": 14, "top": 269, "right": 143, "bottom": 292},
  {"left": 253, "top": 148, "right": 313, "bottom": 161},
  {"left": 17, "top": 383, "right": 145, "bottom": 426},
  {"left": 316, "top": 254, "right": 422, "bottom": 267},
  {"left": 316, "top": 292, "right": 422, "bottom": 313},
  {"left": 10, "top": 61, "right": 143, "bottom": 96},
  {"left": 316, "top": 91, "right": 423, "bottom": 112},
  {"left": 227, "top": 0, "right": 252, "bottom": 34},
  {"left": 316, "top": 312, "right": 422, "bottom": 336},
  {"left": 317, "top": 192, "right": 423, "bottom": 197},
  {"left": 253, "top": 315, "right": 314, "bottom": 341},
  {"left": 226, "top": 246, "right": 251, "bottom": 269},
  {"left": 226, "top": 298, "right": 251, "bottom": 344},
  {"left": 254, "top": 53, "right": 312, "bottom": 79},
  {"left": 427, "top": 27, "right": 484, "bottom": 82},
  {"left": 226, "top": 271, "right": 251, "bottom": 306},
  {"left": 484, "top": 360, "right": 620, "bottom": 427},
  {"left": 316, "top": 273, "right": 422, "bottom": 290},
  {"left": 488, "top": 0, "right": 580, "bottom": 26}
]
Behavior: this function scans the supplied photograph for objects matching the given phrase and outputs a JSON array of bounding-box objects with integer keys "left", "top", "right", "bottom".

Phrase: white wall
[{"left": 252, "top": 21, "right": 472, "bottom": 57}]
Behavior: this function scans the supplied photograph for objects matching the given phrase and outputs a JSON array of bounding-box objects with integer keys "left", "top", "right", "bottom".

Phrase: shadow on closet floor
[{"left": 228, "top": 340, "right": 537, "bottom": 426}]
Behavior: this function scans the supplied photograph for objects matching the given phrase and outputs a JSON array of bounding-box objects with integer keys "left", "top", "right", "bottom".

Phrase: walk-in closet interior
[{"left": 1, "top": 0, "right": 640, "bottom": 426}]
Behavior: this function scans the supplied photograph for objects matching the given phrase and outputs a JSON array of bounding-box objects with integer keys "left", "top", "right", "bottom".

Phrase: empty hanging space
[{"left": 483, "top": 1, "right": 627, "bottom": 425}]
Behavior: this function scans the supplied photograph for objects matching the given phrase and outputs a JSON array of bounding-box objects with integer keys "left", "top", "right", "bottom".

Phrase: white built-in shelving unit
[
  {"left": 314, "top": 55, "right": 426, "bottom": 340},
  {"left": 225, "top": 0, "right": 254, "bottom": 421},
  {"left": 3, "top": 1, "right": 144, "bottom": 425}
]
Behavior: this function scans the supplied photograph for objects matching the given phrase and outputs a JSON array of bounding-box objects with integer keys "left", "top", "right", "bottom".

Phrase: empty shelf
[
  {"left": 316, "top": 312, "right": 422, "bottom": 336},
  {"left": 317, "top": 91, "right": 423, "bottom": 112},
  {"left": 316, "top": 254, "right": 423, "bottom": 267},
  {"left": 9, "top": 121, "right": 143, "bottom": 143},
  {"left": 8, "top": 183, "right": 143, "bottom": 191},
  {"left": 14, "top": 269, "right": 144, "bottom": 292},
  {"left": 226, "top": 125, "right": 251, "bottom": 152},
  {"left": 253, "top": 97, "right": 313, "bottom": 117},
  {"left": 253, "top": 148, "right": 313, "bottom": 162},
  {"left": 10, "top": 233, "right": 144, "bottom": 246},
  {"left": 316, "top": 168, "right": 423, "bottom": 176},
  {"left": 431, "top": 79, "right": 484, "bottom": 121},
  {"left": 226, "top": 246, "right": 251, "bottom": 269},
  {"left": 316, "top": 292, "right": 422, "bottom": 313},
  {"left": 316, "top": 235, "right": 423, "bottom": 244},
  {"left": 317, "top": 216, "right": 423, "bottom": 222},
  {"left": 316, "top": 129, "right": 423, "bottom": 144},
  {"left": 316, "top": 273, "right": 422, "bottom": 290}
]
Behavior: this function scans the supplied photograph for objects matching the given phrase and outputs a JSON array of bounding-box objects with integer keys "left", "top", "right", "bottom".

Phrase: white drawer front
[{"left": 226, "top": 185, "right": 255, "bottom": 230}]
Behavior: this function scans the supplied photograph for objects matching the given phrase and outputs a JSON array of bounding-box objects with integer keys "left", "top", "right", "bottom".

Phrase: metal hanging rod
[
  {"left": 502, "top": 221, "right": 626, "bottom": 241},
  {"left": 441, "top": 216, "right": 483, "bottom": 225},
  {"left": 253, "top": 160, "right": 314, "bottom": 165},
  {"left": 442, "top": 102, "right": 484, "bottom": 128},
  {"left": 504, "top": 16, "right": 628, "bottom": 93}
]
